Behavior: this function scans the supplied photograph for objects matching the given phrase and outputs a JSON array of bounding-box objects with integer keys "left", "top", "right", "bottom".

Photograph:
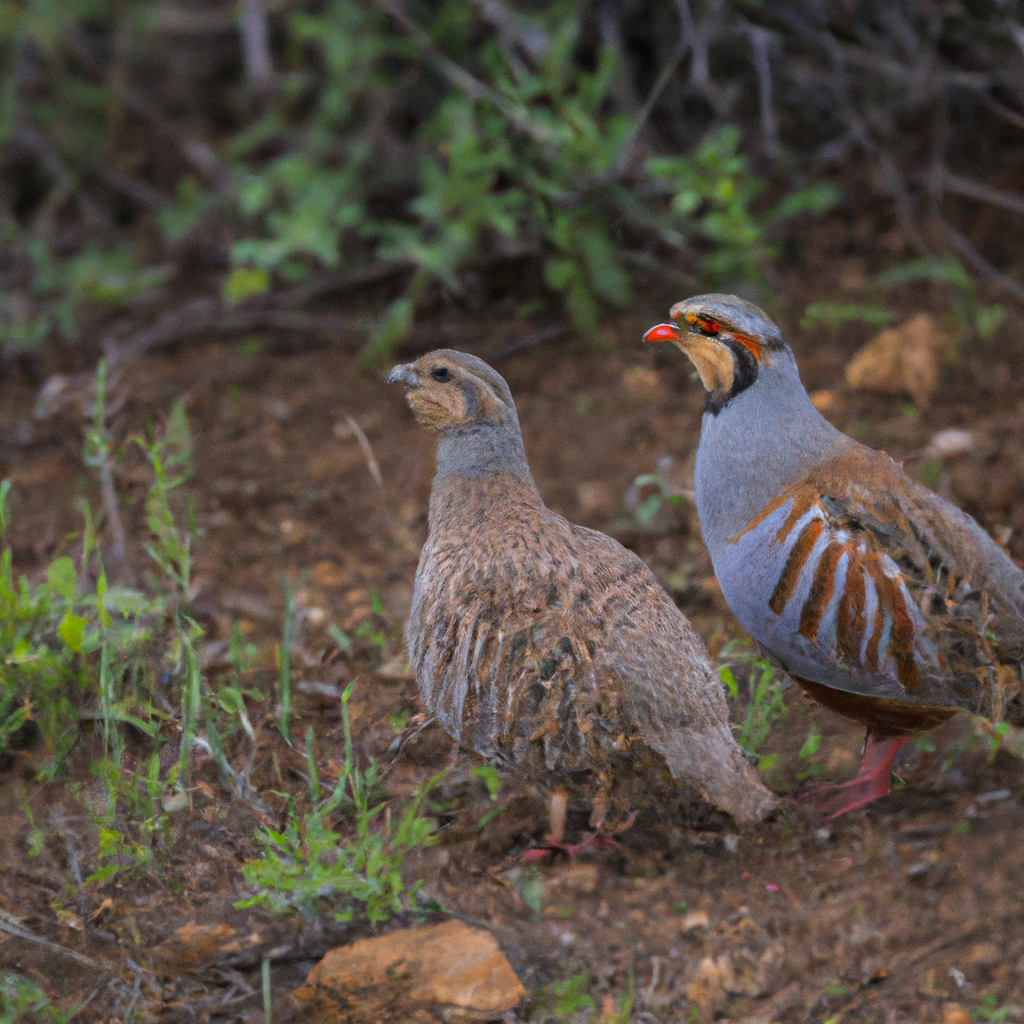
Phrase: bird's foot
[
  {"left": 518, "top": 833, "right": 620, "bottom": 863},
  {"left": 518, "top": 812, "right": 637, "bottom": 862},
  {"left": 806, "top": 736, "right": 909, "bottom": 818}
]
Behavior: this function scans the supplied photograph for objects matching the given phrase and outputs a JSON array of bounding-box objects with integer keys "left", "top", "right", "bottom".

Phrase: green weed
[
  {"left": 629, "top": 464, "right": 686, "bottom": 528},
  {"left": 0, "top": 367, "right": 256, "bottom": 884},
  {"left": 237, "top": 683, "right": 443, "bottom": 924},
  {"left": 973, "top": 994, "right": 1013, "bottom": 1023},
  {"left": 648, "top": 126, "right": 839, "bottom": 288},
  {"left": 876, "top": 256, "right": 1005, "bottom": 340},
  {"left": 533, "top": 973, "right": 595, "bottom": 1020},
  {"left": 720, "top": 640, "right": 788, "bottom": 766},
  {"left": 0, "top": 973, "right": 76, "bottom": 1024}
]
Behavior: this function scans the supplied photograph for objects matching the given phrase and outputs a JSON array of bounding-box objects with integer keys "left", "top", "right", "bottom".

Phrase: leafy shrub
[{"left": 0, "top": 0, "right": 842, "bottom": 362}]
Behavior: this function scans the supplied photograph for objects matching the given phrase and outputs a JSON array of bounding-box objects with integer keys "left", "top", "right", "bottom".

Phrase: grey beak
[{"left": 386, "top": 363, "right": 418, "bottom": 387}]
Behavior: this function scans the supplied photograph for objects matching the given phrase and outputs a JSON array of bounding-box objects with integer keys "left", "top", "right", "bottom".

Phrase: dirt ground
[{"left": 3, "top": 273, "right": 1024, "bottom": 1022}]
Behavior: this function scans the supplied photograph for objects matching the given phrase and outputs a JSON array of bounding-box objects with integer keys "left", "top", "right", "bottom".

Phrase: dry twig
[{"left": 0, "top": 908, "right": 105, "bottom": 970}]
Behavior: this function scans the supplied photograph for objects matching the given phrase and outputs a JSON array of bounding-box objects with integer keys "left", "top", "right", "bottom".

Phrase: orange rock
[
  {"left": 309, "top": 561, "right": 350, "bottom": 589},
  {"left": 153, "top": 921, "right": 262, "bottom": 975},
  {"left": 844, "top": 312, "right": 949, "bottom": 408},
  {"left": 292, "top": 919, "right": 525, "bottom": 1022}
]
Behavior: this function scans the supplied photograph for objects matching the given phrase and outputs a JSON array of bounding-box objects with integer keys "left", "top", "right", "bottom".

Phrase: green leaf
[
  {"left": 801, "top": 302, "right": 896, "bottom": 330},
  {"left": 223, "top": 266, "right": 270, "bottom": 304},
  {"left": 361, "top": 296, "right": 414, "bottom": 366},
  {"left": 543, "top": 256, "right": 576, "bottom": 291},
  {"left": 57, "top": 612, "right": 87, "bottom": 653},
  {"left": 328, "top": 624, "right": 353, "bottom": 657},
  {"left": 45, "top": 557, "right": 77, "bottom": 600},
  {"left": 635, "top": 492, "right": 662, "bottom": 526},
  {"left": 472, "top": 764, "right": 500, "bottom": 801},
  {"left": 798, "top": 730, "right": 821, "bottom": 759},
  {"left": 769, "top": 181, "right": 841, "bottom": 222},
  {"left": 720, "top": 666, "right": 738, "bottom": 701},
  {"left": 876, "top": 257, "right": 973, "bottom": 291}
]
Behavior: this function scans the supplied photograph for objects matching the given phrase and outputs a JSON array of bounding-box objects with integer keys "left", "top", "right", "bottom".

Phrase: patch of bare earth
[{"left": 1, "top": 297, "right": 1024, "bottom": 1021}]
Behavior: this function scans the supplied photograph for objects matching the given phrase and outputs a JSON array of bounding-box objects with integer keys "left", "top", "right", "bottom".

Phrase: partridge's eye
[
  {"left": 698, "top": 318, "right": 720, "bottom": 335},
  {"left": 431, "top": 367, "right": 452, "bottom": 382}
]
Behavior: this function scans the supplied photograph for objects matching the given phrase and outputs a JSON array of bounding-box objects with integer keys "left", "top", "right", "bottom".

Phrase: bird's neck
[
  {"left": 694, "top": 353, "right": 852, "bottom": 554},
  {"left": 434, "top": 418, "right": 535, "bottom": 483},
  {"left": 429, "top": 420, "right": 541, "bottom": 527}
]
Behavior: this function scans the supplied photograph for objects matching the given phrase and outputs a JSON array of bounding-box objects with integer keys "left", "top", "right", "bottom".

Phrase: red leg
[
  {"left": 810, "top": 735, "right": 910, "bottom": 818},
  {"left": 518, "top": 808, "right": 637, "bottom": 862}
]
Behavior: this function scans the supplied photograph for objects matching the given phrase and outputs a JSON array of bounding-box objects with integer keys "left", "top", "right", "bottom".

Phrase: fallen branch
[
  {"left": 0, "top": 908, "right": 105, "bottom": 970},
  {"left": 936, "top": 217, "right": 1024, "bottom": 305},
  {"left": 933, "top": 168, "right": 1024, "bottom": 217}
]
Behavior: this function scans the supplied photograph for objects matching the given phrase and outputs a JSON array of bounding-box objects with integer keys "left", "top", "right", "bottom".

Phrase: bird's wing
[
  {"left": 567, "top": 525, "right": 776, "bottom": 824},
  {"left": 725, "top": 444, "right": 1024, "bottom": 717}
]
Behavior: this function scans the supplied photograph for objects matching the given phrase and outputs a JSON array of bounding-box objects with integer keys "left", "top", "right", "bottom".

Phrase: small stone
[
  {"left": 309, "top": 561, "right": 349, "bottom": 588},
  {"left": 546, "top": 862, "right": 599, "bottom": 895},
  {"left": 967, "top": 942, "right": 1000, "bottom": 969},
  {"left": 942, "top": 1003, "right": 971, "bottom": 1024},
  {"left": 809, "top": 389, "right": 836, "bottom": 412},
  {"left": 292, "top": 919, "right": 525, "bottom": 1021},
  {"left": 161, "top": 791, "right": 190, "bottom": 814},
  {"left": 153, "top": 922, "right": 261, "bottom": 976},
  {"left": 686, "top": 956, "right": 729, "bottom": 1015},
  {"left": 680, "top": 910, "right": 711, "bottom": 933},
  {"left": 263, "top": 398, "right": 291, "bottom": 420},
  {"left": 925, "top": 429, "right": 976, "bottom": 459},
  {"left": 279, "top": 519, "right": 308, "bottom": 545}
]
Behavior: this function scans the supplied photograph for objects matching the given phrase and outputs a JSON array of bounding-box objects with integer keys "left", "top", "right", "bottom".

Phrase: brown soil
[{"left": 2, "top": 294, "right": 1024, "bottom": 1023}]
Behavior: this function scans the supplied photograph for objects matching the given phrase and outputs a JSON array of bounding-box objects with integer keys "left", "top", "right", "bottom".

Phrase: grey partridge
[
  {"left": 644, "top": 295, "right": 1024, "bottom": 815},
  {"left": 387, "top": 348, "right": 775, "bottom": 839}
]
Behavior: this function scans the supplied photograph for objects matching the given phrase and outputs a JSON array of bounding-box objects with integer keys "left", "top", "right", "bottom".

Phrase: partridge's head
[
  {"left": 642, "top": 294, "right": 787, "bottom": 413},
  {"left": 387, "top": 349, "right": 517, "bottom": 432}
]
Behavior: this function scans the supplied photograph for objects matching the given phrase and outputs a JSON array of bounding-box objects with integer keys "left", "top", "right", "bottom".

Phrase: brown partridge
[
  {"left": 644, "top": 295, "right": 1024, "bottom": 815},
  {"left": 387, "top": 349, "right": 775, "bottom": 838}
]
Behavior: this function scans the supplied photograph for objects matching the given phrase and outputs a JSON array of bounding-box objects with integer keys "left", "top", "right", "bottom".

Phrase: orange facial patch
[
  {"left": 680, "top": 311, "right": 762, "bottom": 361},
  {"left": 730, "top": 331, "right": 762, "bottom": 362}
]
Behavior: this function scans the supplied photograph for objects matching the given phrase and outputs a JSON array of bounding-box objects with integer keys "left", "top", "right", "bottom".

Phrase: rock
[
  {"left": 687, "top": 956, "right": 729, "bottom": 1016},
  {"left": 292, "top": 919, "right": 526, "bottom": 1022},
  {"left": 844, "top": 312, "right": 949, "bottom": 408},
  {"left": 809, "top": 389, "right": 837, "bottom": 413},
  {"left": 545, "top": 862, "right": 599, "bottom": 895},
  {"left": 680, "top": 910, "right": 711, "bottom": 933},
  {"left": 924, "top": 428, "right": 976, "bottom": 460},
  {"left": 152, "top": 921, "right": 262, "bottom": 976},
  {"left": 942, "top": 1003, "right": 971, "bottom": 1024}
]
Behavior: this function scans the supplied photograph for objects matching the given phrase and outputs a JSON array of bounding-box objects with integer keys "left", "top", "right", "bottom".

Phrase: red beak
[{"left": 642, "top": 323, "right": 679, "bottom": 344}]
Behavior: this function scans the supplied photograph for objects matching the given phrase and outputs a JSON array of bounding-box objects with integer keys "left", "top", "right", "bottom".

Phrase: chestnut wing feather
[{"left": 742, "top": 445, "right": 1024, "bottom": 718}]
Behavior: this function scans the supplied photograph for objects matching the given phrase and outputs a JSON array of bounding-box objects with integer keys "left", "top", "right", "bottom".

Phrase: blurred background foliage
[{"left": 1, "top": 0, "right": 1023, "bottom": 364}]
